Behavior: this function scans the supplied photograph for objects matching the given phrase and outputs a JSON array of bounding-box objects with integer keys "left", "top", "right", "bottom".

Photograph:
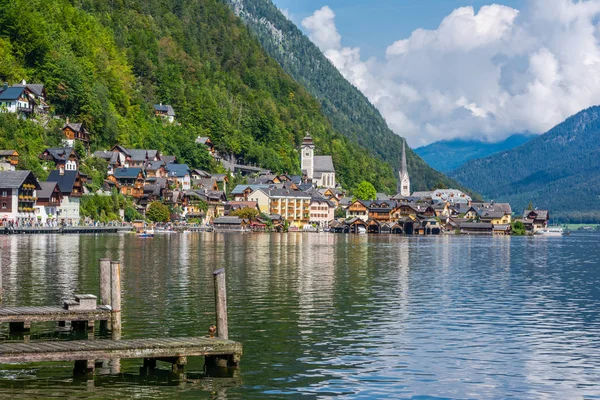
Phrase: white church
[
  {"left": 398, "top": 140, "right": 411, "bottom": 197},
  {"left": 300, "top": 133, "right": 336, "bottom": 189}
]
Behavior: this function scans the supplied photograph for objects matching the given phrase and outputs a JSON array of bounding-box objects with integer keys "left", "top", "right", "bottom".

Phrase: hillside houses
[{"left": 0, "top": 80, "right": 48, "bottom": 118}]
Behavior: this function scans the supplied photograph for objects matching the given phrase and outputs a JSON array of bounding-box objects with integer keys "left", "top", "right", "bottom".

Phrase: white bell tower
[
  {"left": 399, "top": 139, "right": 411, "bottom": 197},
  {"left": 301, "top": 133, "right": 315, "bottom": 180}
]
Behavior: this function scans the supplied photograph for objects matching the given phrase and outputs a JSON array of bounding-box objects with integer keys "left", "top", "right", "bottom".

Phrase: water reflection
[{"left": 0, "top": 233, "right": 599, "bottom": 399}]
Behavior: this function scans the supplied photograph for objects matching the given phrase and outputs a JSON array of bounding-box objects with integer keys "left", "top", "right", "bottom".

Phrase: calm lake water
[{"left": 0, "top": 232, "right": 600, "bottom": 399}]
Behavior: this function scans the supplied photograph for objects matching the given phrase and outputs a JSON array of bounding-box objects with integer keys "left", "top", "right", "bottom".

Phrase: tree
[
  {"left": 353, "top": 181, "right": 376, "bottom": 201},
  {"left": 432, "top": 181, "right": 448, "bottom": 190},
  {"left": 230, "top": 207, "right": 259, "bottom": 220},
  {"left": 334, "top": 207, "right": 346, "bottom": 219},
  {"left": 527, "top": 201, "right": 533, "bottom": 210},
  {"left": 146, "top": 201, "right": 170, "bottom": 223},
  {"left": 511, "top": 220, "right": 526, "bottom": 236}
]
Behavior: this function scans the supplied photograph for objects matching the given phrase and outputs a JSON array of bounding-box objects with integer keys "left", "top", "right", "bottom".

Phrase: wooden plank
[
  {"left": 0, "top": 307, "right": 110, "bottom": 323},
  {"left": 0, "top": 337, "right": 242, "bottom": 364}
]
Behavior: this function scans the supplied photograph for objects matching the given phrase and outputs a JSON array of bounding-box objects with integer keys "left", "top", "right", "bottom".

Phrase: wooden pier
[
  {"left": 0, "top": 226, "right": 131, "bottom": 235},
  {"left": 0, "top": 337, "right": 242, "bottom": 373},
  {"left": 0, "top": 260, "right": 242, "bottom": 376}
]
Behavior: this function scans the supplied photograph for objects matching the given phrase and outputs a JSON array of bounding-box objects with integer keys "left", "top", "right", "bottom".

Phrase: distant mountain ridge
[
  {"left": 450, "top": 106, "right": 600, "bottom": 222},
  {"left": 223, "top": 0, "right": 473, "bottom": 194},
  {"left": 415, "top": 134, "right": 536, "bottom": 173}
]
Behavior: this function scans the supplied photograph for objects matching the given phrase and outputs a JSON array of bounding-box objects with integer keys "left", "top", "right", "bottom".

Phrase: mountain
[
  {"left": 450, "top": 106, "right": 600, "bottom": 222},
  {"left": 223, "top": 0, "right": 472, "bottom": 193},
  {"left": 415, "top": 134, "right": 536, "bottom": 173},
  {"left": 0, "top": 0, "right": 399, "bottom": 191}
]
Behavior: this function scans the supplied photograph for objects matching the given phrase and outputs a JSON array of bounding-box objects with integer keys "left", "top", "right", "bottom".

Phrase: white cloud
[{"left": 302, "top": 1, "right": 600, "bottom": 147}]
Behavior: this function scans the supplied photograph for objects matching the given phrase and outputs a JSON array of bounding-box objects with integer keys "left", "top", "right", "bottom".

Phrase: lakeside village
[{"left": 0, "top": 80, "right": 551, "bottom": 236}]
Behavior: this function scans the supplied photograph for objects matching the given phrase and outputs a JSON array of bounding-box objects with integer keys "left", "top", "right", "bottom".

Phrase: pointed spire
[{"left": 401, "top": 139, "right": 408, "bottom": 178}]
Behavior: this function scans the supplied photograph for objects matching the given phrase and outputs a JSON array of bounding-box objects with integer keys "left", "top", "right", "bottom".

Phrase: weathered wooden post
[
  {"left": 213, "top": 268, "right": 228, "bottom": 340},
  {"left": 110, "top": 260, "right": 121, "bottom": 340},
  {"left": 0, "top": 260, "right": 3, "bottom": 305},
  {"left": 110, "top": 260, "right": 122, "bottom": 374},
  {"left": 99, "top": 258, "right": 111, "bottom": 333}
]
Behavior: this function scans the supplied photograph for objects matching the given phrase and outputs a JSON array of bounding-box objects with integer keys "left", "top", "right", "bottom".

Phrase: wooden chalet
[
  {"left": 0, "top": 150, "right": 19, "bottom": 170},
  {"left": 108, "top": 168, "right": 145, "bottom": 198},
  {"left": 62, "top": 119, "right": 90, "bottom": 146}
]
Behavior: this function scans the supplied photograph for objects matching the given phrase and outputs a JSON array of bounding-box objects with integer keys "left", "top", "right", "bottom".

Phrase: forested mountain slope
[
  {"left": 224, "top": 0, "right": 469, "bottom": 193},
  {"left": 0, "top": 0, "right": 399, "bottom": 191},
  {"left": 450, "top": 107, "right": 600, "bottom": 222},
  {"left": 415, "top": 134, "right": 535, "bottom": 173}
]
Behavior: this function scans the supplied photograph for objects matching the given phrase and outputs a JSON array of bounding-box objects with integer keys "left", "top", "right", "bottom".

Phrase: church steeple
[
  {"left": 398, "top": 139, "right": 411, "bottom": 197},
  {"left": 301, "top": 132, "right": 315, "bottom": 180}
]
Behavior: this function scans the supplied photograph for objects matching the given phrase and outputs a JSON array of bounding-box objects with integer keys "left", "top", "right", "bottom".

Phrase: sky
[{"left": 271, "top": 0, "right": 600, "bottom": 147}]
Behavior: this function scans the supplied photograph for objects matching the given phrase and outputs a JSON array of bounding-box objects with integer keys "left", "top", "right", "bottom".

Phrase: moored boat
[
  {"left": 535, "top": 226, "right": 565, "bottom": 236},
  {"left": 137, "top": 228, "right": 155, "bottom": 238}
]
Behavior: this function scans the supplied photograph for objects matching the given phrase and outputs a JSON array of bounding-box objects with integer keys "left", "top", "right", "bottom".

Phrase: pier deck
[
  {"left": 0, "top": 337, "right": 242, "bottom": 366},
  {"left": 0, "top": 306, "right": 111, "bottom": 323}
]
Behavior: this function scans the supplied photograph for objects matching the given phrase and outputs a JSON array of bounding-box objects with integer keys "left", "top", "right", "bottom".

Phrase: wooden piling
[
  {"left": 110, "top": 261, "right": 121, "bottom": 341},
  {"left": 99, "top": 259, "right": 111, "bottom": 306},
  {"left": 213, "top": 268, "right": 228, "bottom": 340},
  {"left": 0, "top": 261, "right": 2, "bottom": 304}
]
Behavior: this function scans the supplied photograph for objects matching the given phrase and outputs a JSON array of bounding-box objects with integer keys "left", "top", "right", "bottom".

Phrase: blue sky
[
  {"left": 272, "top": 0, "right": 523, "bottom": 59},
  {"left": 270, "top": 0, "right": 600, "bottom": 146}
]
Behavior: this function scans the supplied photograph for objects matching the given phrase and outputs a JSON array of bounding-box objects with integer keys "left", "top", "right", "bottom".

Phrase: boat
[
  {"left": 535, "top": 226, "right": 565, "bottom": 236},
  {"left": 137, "top": 228, "right": 155, "bottom": 238}
]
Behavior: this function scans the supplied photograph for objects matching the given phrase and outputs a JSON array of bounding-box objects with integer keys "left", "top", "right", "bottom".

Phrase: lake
[{"left": 0, "top": 232, "right": 599, "bottom": 399}]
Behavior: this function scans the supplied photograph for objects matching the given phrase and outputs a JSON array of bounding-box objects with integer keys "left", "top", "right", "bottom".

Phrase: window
[
  {"left": 1, "top": 202, "right": 6, "bottom": 209},
  {"left": 305, "top": 152, "right": 310, "bottom": 157},
  {"left": 1, "top": 191, "right": 6, "bottom": 197}
]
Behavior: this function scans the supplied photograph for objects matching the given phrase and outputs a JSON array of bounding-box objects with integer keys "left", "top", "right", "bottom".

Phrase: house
[
  {"left": 0, "top": 150, "right": 19, "bottom": 171},
  {"left": 309, "top": 197, "right": 335, "bottom": 228},
  {"left": 144, "top": 160, "right": 167, "bottom": 178},
  {"left": 39, "top": 147, "right": 79, "bottom": 172},
  {"left": 213, "top": 216, "right": 247, "bottom": 231},
  {"left": 154, "top": 103, "right": 175, "bottom": 123},
  {"left": 108, "top": 168, "right": 145, "bottom": 198},
  {"left": 93, "top": 150, "right": 124, "bottom": 175},
  {"left": 13, "top": 80, "right": 48, "bottom": 114},
  {"left": 62, "top": 119, "right": 90, "bottom": 148},
  {"left": 460, "top": 222, "right": 493, "bottom": 235},
  {"left": 232, "top": 184, "right": 271, "bottom": 201},
  {"left": 191, "top": 169, "right": 211, "bottom": 180},
  {"left": 110, "top": 146, "right": 160, "bottom": 168},
  {"left": 166, "top": 164, "right": 191, "bottom": 190},
  {"left": 0, "top": 85, "right": 34, "bottom": 118},
  {"left": 46, "top": 170, "right": 85, "bottom": 224},
  {"left": 366, "top": 200, "right": 396, "bottom": 223},
  {"left": 195, "top": 137, "right": 215, "bottom": 154},
  {"left": 161, "top": 155, "right": 177, "bottom": 165},
  {"left": 346, "top": 200, "right": 369, "bottom": 221},
  {"left": 0, "top": 170, "right": 41, "bottom": 225},
  {"left": 300, "top": 133, "right": 336, "bottom": 188},
  {"left": 523, "top": 210, "right": 549, "bottom": 232},
  {"left": 35, "top": 181, "right": 62, "bottom": 225}
]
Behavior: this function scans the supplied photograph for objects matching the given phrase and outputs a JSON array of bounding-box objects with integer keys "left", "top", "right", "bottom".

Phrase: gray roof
[
  {"left": 47, "top": 170, "right": 79, "bottom": 193},
  {"left": 63, "top": 122, "right": 83, "bottom": 132},
  {"left": 162, "top": 155, "right": 177, "bottom": 164},
  {"left": 14, "top": 83, "right": 44, "bottom": 97},
  {"left": 166, "top": 164, "right": 190, "bottom": 178},
  {"left": 0, "top": 87, "right": 26, "bottom": 101},
  {"left": 127, "top": 149, "right": 148, "bottom": 162},
  {"left": 231, "top": 184, "right": 270, "bottom": 195},
  {"left": 213, "top": 216, "right": 243, "bottom": 225},
  {"left": 0, "top": 170, "right": 35, "bottom": 189},
  {"left": 0, "top": 150, "right": 16, "bottom": 156},
  {"left": 37, "top": 181, "right": 59, "bottom": 199},
  {"left": 265, "top": 188, "right": 311, "bottom": 198},
  {"left": 314, "top": 155, "right": 335, "bottom": 173},
  {"left": 523, "top": 210, "right": 549, "bottom": 220},
  {"left": 43, "top": 147, "right": 75, "bottom": 162},
  {"left": 113, "top": 167, "right": 143, "bottom": 179},
  {"left": 154, "top": 104, "right": 175, "bottom": 116},
  {"left": 460, "top": 222, "right": 493, "bottom": 229},
  {"left": 195, "top": 136, "right": 210, "bottom": 145},
  {"left": 479, "top": 211, "right": 506, "bottom": 219},
  {"left": 145, "top": 160, "right": 165, "bottom": 171}
]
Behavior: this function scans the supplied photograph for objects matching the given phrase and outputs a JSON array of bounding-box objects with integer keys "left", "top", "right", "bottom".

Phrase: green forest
[
  {"left": 0, "top": 0, "right": 403, "bottom": 193},
  {"left": 223, "top": 0, "right": 471, "bottom": 193}
]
